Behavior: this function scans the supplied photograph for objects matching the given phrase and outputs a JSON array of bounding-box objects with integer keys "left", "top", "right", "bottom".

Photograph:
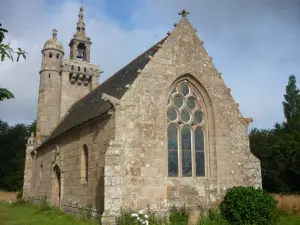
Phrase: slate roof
[{"left": 39, "top": 37, "right": 167, "bottom": 147}]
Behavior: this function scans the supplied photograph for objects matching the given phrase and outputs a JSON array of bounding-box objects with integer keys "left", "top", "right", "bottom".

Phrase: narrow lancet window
[
  {"left": 182, "top": 126, "right": 192, "bottom": 177},
  {"left": 81, "top": 144, "right": 89, "bottom": 183},
  {"left": 195, "top": 127, "right": 205, "bottom": 176},
  {"left": 168, "top": 124, "right": 178, "bottom": 177}
]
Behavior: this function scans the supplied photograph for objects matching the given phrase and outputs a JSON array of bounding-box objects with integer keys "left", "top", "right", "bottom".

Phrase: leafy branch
[
  {"left": 0, "top": 22, "right": 27, "bottom": 101},
  {"left": 0, "top": 23, "right": 27, "bottom": 62}
]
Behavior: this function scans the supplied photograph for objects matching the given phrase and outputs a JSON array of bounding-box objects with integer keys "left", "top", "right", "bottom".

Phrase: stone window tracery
[{"left": 167, "top": 81, "right": 205, "bottom": 177}]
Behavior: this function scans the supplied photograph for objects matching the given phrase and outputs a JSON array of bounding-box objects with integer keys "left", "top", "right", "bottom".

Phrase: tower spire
[
  {"left": 76, "top": 5, "right": 85, "bottom": 36},
  {"left": 69, "top": 4, "right": 92, "bottom": 62}
]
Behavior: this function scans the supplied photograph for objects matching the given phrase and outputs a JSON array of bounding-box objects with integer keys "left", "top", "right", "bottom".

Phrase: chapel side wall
[
  {"left": 114, "top": 18, "right": 261, "bottom": 214},
  {"left": 27, "top": 114, "right": 115, "bottom": 214},
  {"left": 29, "top": 145, "right": 54, "bottom": 203},
  {"left": 59, "top": 114, "right": 115, "bottom": 215}
]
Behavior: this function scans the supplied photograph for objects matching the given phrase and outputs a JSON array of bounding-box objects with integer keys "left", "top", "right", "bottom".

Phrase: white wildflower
[
  {"left": 145, "top": 221, "right": 149, "bottom": 225},
  {"left": 131, "top": 213, "right": 138, "bottom": 217},
  {"left": 144, "top": 214, "right": 148, "bottom": 219},
  {"left": 139, "top": 209, "right": 144, "bottom": 214}
]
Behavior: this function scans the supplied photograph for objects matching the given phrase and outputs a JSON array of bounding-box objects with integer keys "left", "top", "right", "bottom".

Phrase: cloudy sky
[{"left": 0, "top": 0, "right": 300, "bottom": 130}]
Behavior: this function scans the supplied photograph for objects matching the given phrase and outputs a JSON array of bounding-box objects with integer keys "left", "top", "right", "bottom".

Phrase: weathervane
[{"left": 178, "top": 9, "right": 190, "bottom": 18}]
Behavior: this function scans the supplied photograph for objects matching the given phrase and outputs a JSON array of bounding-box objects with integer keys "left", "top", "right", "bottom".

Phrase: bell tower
[
  {"left": 59, "top": 5, "right": 101, "bottom": 120},
  {"left": 69, "top": 6, "right": 91, "bottom": 63}
]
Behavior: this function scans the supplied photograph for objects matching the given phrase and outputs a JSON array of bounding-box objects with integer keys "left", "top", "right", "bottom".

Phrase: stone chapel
[{"left": 23, "top": 6, "right": 262, "bottom": 224}]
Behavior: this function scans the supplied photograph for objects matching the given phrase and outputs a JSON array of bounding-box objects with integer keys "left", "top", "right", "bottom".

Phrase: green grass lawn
[
  {"left": 1, "top": 201, "right": 300, "bottom": 225},
  {"left": 279, "top": 214, "right": 300, "bottom": 225},
  {"left": 0, "top": 202, "right": 99, "bottom": 225}
]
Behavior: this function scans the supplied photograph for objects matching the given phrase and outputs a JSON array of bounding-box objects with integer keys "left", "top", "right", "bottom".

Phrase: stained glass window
[
  {"left": 182, "top": 126, "right": 192, "bottom": 176},
  {"left": 168, "top": 124, "right": 178, "bottom": 176},
  {"left": 167, "top": 81, "right": 205, "bottom": 177},
  {"left": 195, "top": 128, "right": 205, "bottom": 176}
]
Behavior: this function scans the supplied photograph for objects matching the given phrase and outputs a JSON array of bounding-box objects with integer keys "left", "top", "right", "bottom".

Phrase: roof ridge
[{"left": 38, "top": 35, "right": 168, "bottom": 148}]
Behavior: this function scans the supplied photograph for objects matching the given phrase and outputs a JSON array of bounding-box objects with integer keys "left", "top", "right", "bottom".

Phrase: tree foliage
[
  {"left": 250, "top": 75, "right": 300, "bottom": 193},
  {"left": 283, "top": 75, "right": 300, "bottom": 127},
  {"left": 0, "top": 120, "right": 36, "bottom": 191},
  {"left": 0, "top": 23, "right": 27, "bottom": 101}
]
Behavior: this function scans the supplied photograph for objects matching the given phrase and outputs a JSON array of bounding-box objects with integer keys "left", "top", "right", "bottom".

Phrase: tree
[
  {"left": 250, "top": 74, "right": 300, "bottom": 193},
  {"left": 0, "top": 119, "right": 36, "bottom": 191},
  {"left": 282, "top": 75, "right": 300, "bottom": 130},
  {"left": 0, "top": 23, "right": 27, "bottom": 101}
]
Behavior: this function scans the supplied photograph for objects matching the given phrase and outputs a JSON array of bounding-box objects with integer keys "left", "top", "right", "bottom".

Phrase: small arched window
[
  {"left": 81, "top": 144, "right": 89, "bottom": 183},
  {"left": 56, "top": 54, "right": 60, "bottom": 59},
  {"left": 167, "top": 81, "right": 205, "bottom": 177},
  {"left": 78, "top": 66, "right": 80, "bottom": 71},
  {"left": 49, "top": 52, "right": 52, "bottom": 58},
  {"left": 84, "top": 67, "right": 87, "bottom": 72},
  {"left": 40, "top": 164, "right": 43, "bottom": 181},
  {"left": 71, "top": 65, "right": 74, "bottom": 70}
]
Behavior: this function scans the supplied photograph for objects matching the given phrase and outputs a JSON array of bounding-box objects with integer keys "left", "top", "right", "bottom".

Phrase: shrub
[
  {"left": 116, "top": 209, "right": 140, "bottom": 225},
  {"left": 116, "top": 208, "right": 169, "bottom": 225},
  {"left": 169, "top": 205, "right": 189, "bottom": 225},
  {"left": 39, "top": 195, "right": 51, "bottom": 211},
  {"left": 16, "top": 189, "right": 23, "bottom": 200},
  {"left": 198, "top": 208, "right": 230, "bottom": 225},
  {"left": 85, "top": 202, "right": 93, "bottom": 219},
  {"left": 220, "top": 186, "right": 278, "bottom": 225},
  {"left": 147, "top": 211, "right": 168, "bottom": 225}
]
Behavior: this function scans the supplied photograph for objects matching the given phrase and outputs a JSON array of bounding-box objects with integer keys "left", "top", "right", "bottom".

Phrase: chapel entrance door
[{"left": 52, "top": 165, "right": 61, "bottom": 207}]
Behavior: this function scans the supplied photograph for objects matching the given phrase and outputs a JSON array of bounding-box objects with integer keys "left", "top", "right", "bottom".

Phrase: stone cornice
[
  {"left": 41, "top": 48, "right": 64, "bottom": 55},
  {"left": 39, "top": 69, "right": 61, "bottom": 74}
]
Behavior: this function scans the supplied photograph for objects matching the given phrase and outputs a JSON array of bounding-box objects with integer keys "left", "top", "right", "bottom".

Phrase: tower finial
[
  {"left": 178, "top": 9, "right": 190, "bottom": 18},
  {"left": 52, "top": 28, "right": 58, "bottom": 39},
  {"left": 76, "top": 4, "right": 85, "bottom": 36}
]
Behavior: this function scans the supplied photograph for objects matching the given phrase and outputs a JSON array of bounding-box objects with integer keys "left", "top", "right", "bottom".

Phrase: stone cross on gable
[
  {"left": 52, "top": 28, "right": 58, "bottom": 39},
  {"left": 178, "top": 9, "right": 190, "bottom": 18}
]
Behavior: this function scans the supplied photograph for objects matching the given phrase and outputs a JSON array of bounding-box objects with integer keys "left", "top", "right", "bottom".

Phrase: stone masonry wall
[
  {"left": 28, "top": 114, "right": 115, "bottom": 216},
  {"left": 103, "top": 17, "right": 262, "bottom": 221}
]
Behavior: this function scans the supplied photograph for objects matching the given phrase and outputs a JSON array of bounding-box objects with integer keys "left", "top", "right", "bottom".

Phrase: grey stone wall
[
  {"left": 28, "top": 114, "right": 115, "bottom": 215},
  {"left": 101, "top": 17, "right": 262, "bottom": 222}
]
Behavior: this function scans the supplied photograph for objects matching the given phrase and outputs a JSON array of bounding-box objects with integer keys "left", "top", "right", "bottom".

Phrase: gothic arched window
[{"left": 167, "top": 81, "right": 205, "bottom": 177}]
